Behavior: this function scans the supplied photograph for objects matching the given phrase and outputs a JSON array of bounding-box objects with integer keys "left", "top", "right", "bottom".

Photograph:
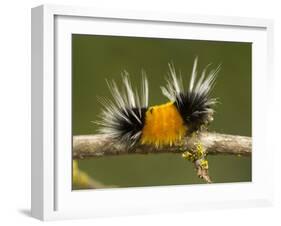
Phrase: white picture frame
[{"left": 31, "top": 4, "right": 274, "bottom": 221}]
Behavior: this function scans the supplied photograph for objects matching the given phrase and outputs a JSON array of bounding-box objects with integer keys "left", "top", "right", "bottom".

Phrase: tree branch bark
[{"left": 73, "top": 132, "right": 251, "bottom": 159}]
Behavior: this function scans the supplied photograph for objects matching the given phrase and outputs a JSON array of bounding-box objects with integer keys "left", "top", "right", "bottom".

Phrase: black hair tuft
[{"left": 161, "top": 57, "right": 220, "bottom": 133}]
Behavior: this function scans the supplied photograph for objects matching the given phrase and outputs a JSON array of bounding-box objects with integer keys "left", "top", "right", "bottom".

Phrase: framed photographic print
[{"left": 31, "top": 4, "right": 274, "bottom": 221}]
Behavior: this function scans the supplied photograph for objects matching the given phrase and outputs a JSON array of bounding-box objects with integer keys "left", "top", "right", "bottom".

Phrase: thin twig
[{"left": 73, "top": 132, "right": 251, "bottom": 159}]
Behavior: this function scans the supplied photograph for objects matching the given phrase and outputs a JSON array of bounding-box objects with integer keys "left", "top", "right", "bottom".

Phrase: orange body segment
[{"left": 140, "top": 102, "right": 187, "bottom": 147}]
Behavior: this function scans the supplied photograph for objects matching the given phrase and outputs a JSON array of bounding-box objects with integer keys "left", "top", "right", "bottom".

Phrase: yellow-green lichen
[
  {"left": 182, "top": 151, "right": 195, "bottom": 161},
  {"left": 181, "top": 142, "right": 208, "bottom": 167},
  {"left": 199, "top": 159, "right": 209, "bottom": 169}
]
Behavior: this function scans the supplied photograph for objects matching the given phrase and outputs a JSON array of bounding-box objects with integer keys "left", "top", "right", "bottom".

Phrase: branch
[
  {"left": 72, "top": 132, "right": 251, "bottom": 183},
  {"left": 73, "top": 132, "right": 251, "bottom": 159}
]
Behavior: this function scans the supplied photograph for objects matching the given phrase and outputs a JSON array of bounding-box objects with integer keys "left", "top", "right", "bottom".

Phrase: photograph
[{"left": 72, "top": 34, "right": 252, "bottom": 190}]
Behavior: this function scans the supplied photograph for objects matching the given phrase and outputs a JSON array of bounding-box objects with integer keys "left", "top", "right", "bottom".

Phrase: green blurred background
[{"left": 72, "top": 34, "right": 252, "bottom": 189}]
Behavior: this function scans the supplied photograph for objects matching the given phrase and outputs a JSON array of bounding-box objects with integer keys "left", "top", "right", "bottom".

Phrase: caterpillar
[{"left": 95, "top": 58, "right": 220, "bottom": 148}]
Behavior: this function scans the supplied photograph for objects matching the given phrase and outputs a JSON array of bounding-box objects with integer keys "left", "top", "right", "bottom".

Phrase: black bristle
[
  {"left": 174, "top": 91, "right": 213, "bottom": 133},
  {"left": 116, "top": 108, "right": 147, "bottom": 142}
]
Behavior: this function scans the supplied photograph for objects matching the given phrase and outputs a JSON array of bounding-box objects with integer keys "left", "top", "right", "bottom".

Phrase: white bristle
[
  {"left": 95, "top": 71, "right": 149, "bottom": 144},
  {"left": 161, "top": 58, "right": 220, "bottom": 103}
]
